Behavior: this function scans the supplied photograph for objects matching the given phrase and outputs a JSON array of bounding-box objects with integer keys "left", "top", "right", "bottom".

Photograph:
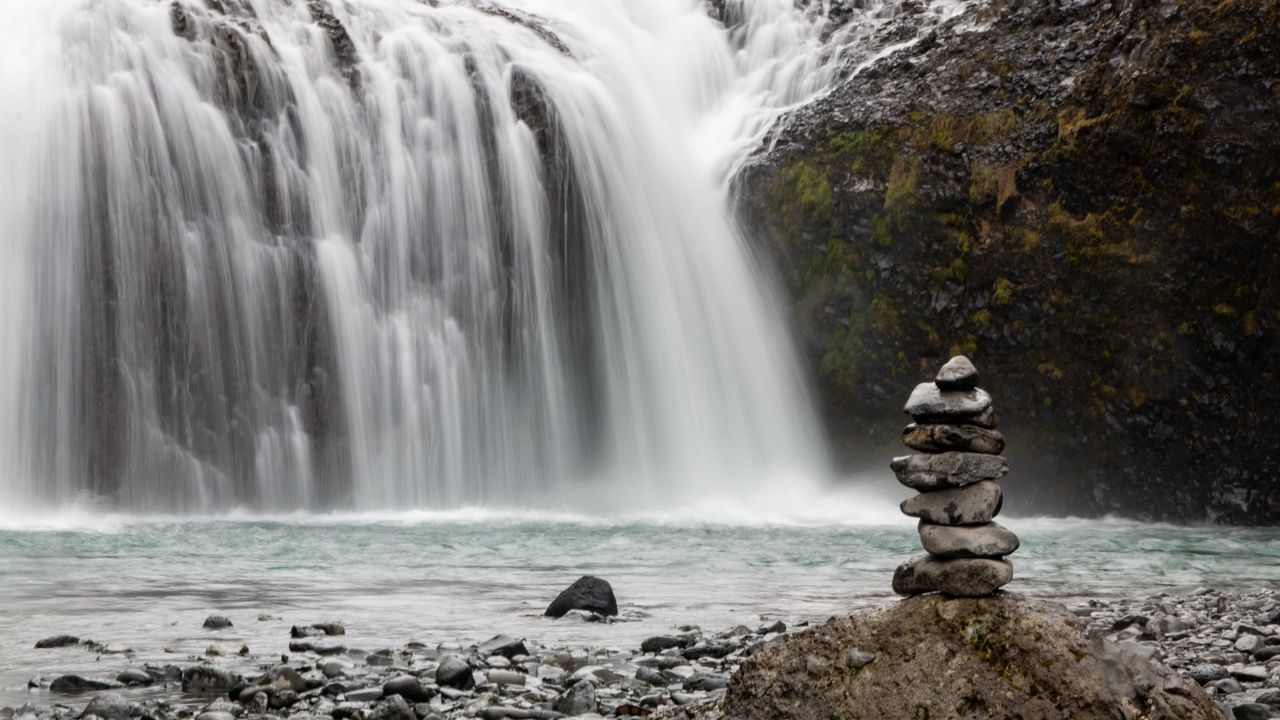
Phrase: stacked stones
[{"left": 891, "top": 355, "right": 1019, "bottom": 598}]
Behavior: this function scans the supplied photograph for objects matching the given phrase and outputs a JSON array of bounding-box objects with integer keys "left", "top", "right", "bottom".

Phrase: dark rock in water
[
  {"left": 891, "top": 452, "right": 1008, "bottom": 491},
  {"left": 115, "top": 669, "right": 153, "bottom": 686},
  {"left": 81, "top": 692, "right": 138, "bottom": 720},
  {"left": 935, "top": 355, "right": 979, "bottom": 390},
  {"left": 182, "top": 665, "right": 240, "bottom": 693},
  {"left": 545, "top": 575, "right": 618, "bottom": 618},
  {"left": 477, "top": 635, "right": 528, "bottom": 659},
  {"left": 902, "top": 423, "right": 1005, "bottom": 455},
  {"left": 903, "top": 383, "right": 992, "bottom": 422},
  {"left": 727, "top": 594, "right": 1220, "bottom": 720},
  {"left": 369, "top": 695, "right": 416, "bottom": 720},
  {"left": 49, "top": 675, "right": 120, "bottom": 693},
  {"left": 682, "top": 643, "right": 733, "bottom": 660},
  {"left": 34, "top": 635, "right": 80, "bottom": 649},
  {"left": 919, "top": 521, "right": 1020, "bottom": 559},
  {"left": 203, "top": 615, "right": 233, "bottom": 630},
  {"left": 892, "top": 554, "right": 1012, "bottom": 597},
  {"left": 901, "top": 480, "right": 1002, "bottom": 525},
  {"left": 640, "top": 636, "right": 687, "bottom": 653},
  {"left": 382, "top": 676, "right": 435, "bottom": 703},
  {"left": 758, "top": 620, "right": 786, "bottom": 634},
  {"left": 553, "top": 678, "right": 597, "bottom": 716},
  {"left": 436, "top": 654, "right": 475, "bottom": 690},
  {"left": 290, "top": 625, "right": 325, "bottom": 638},
  {"left": 288, "top": 640, "right": 347, "bottom": 655},
  {"left": 313, "top": 622, "right": 346, "bottom": 636}
]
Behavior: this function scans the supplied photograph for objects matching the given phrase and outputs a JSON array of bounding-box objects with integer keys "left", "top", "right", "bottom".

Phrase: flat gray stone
[
  {"left": 903, "top": 383, "right": 992, "bottom": 423},
  {"left": 901, "top": 481, "right": 1003, "bottom": 525},
  {"left": 891, "top": 554, "right": 1013, "bottom": 597},
  {"left": 902, "top": 423, "right": 1005, "bottom": 454},
  {"left": 919, "top": 521, "right": 1020, "bottom": 558},
  {"left": 891, "top": 452, "right": 1009, "bottom": 491},
  {"left": 935, "top": 356, "right": 980, "bottom": 390}
]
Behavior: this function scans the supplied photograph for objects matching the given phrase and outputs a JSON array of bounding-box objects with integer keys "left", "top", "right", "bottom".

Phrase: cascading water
[{"left": 0, "top": 0, "right": 968, "bottom": 514}]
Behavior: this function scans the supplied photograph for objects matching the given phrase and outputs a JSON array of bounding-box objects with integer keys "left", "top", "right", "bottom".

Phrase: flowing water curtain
[{"left": 0, "top": 0, "right": 881, "bottom": 513}]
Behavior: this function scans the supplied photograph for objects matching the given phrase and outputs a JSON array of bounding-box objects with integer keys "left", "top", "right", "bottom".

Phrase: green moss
[
  {"left": 868, "top": 296, "right": 901, "bottom": 335},
  {"left": 778, "top": 161, "right": 832, "bottom": 220},
  {"left": 972, "top": 308, "right": 993, "bottom": 329},
  {"left": 993, "top": 277, "right": 1016, "bottom": 305},
  {"left": 822, "top": 127, "right": 895, "bottom": 176}
]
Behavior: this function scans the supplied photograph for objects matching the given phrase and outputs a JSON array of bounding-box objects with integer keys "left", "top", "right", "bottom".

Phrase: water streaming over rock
[{"left": 0, "top": 0, "right": 969, "bottom": 513}]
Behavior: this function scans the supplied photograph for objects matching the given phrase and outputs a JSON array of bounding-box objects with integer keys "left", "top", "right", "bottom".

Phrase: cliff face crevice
[{"left": 736, "top": 0, "right": 1280, "bottom": 522}]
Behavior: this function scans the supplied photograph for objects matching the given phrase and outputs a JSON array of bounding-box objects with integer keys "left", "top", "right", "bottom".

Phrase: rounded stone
[
  {"left": 919, "top": 521, "right": 1020, "bottom": 558},
  {"left": 900, "top": 480, "right": 1003, "bottom": 525},
  {"left": 902, "top": 423, "right": 1005, "bottom": 454},
  {"left": 935, "top": 355, "right": 980, "bottom": 390},
  {"left": 903, "top": 383, "right": 992, "bottom": 423},
  {"left": 891, "top": 452, "right": 1009, "bottom": 491},
  {"left": 891, "top": 554, "right": 1013, "bottom": 597}
]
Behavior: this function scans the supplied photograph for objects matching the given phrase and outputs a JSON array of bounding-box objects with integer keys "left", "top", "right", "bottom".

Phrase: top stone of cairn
[{"left": 934, "top": 355, "right": 979, "bottom": 390}]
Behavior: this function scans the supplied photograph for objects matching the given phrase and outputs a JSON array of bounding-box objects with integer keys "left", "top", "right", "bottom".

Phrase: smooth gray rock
[
  {"left": 34, "top": 635, "right": 80, "bottom": 649},
  {"left": 114, "top": 669, "right": 153, "bottom": 686},
  {"left": 486, "top": 670, "right": 525, "bottom": 686},
  {"left": 891, "top": 452, "right": 1009, "bottom": 491},
  {"left": 640, "top": 636, "right": 685, "bottom": 653},
  {"left": 203, "top": 615, "right": 233, "bottom": 630},
  {"left": 345, "top": 687, "right": 385, "bottom": 703},
  {"left": 435, "top": 654, "right": 474, "bottom": 690},
  {"left": 891, "top": 554, "right": 1013, "bottom": 597},
  {"left": 259, "top": 665, "right": 307, "bottom": 692},
  {"left": 545, "top": 575, "right": 618, "bottom": 618},
  {"left": 635, "top": 666, "right": 667, "bottom": 686},
  {"left": 369, "top": 695, "right": 416, "bottom": 720},
  {"left": 903, "top": 383, "right": 992, "bottom": 422},
  {"left": 919, "top": 521, "right": 1020, "bottom": 558},
  {"left": 49, "top": 675, "right": 120, "bottom": 694},
  {"left": 901, "top": 481, "right": 1003, "bottom": 525},
  {"left": 182, "top": 666, "right": 239, "bottom": 693},
  {"left": 382, "top": 676, "right": 434, "bottom": 703},
  {"left": 81, "top": 693, "right": 137, "bottom": 720},
  {"left": 902, "top": 423, "right": 1005, "bottom": 454},
  {"left": 1233, "top": 704, "right": 1276, "bottom": 720},
  {"left": 477, "top": 635, "right": 528, "bottom": 659},
  {"left": 935, "top": 355, "right": 980, "bottom": 390},
  {"left": 553, "top": 679, "right": 597, "bottom": 715},
  {"left": 683, "top": 673, "right": 730, "bottom": 692}
]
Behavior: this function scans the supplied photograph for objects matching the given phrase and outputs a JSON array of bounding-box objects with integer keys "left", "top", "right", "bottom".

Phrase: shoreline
[{"left": 4, "top": 589, "right": 1277, "bottom": 720}]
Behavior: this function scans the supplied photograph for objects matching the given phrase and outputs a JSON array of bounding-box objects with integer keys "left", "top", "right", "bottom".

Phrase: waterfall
[{"left": 0, "top": 0, "right": 955, "bottom": 514}]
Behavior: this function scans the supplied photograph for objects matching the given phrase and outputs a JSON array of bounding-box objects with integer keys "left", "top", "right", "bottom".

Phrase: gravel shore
[{"left": 5, "top": 589, "right": 1278, "bottom": 720}]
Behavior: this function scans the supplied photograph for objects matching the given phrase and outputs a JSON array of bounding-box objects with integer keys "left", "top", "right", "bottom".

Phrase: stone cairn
[{"left": 891, "top": 355, "right": 1019, "bottom": 597}]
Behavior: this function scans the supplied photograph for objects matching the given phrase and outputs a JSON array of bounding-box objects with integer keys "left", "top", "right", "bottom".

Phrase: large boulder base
[{"left": 725, "top": 594, "right": 1221, "bottom": 720}]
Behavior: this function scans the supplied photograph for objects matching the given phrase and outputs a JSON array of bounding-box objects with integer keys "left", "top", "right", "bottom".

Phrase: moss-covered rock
[
  {"left": 726, "top": 594, "right": 1221, "bottom": 720},
  {"left": 736, "top": 0, "right": 1280, "bottom": 522}
]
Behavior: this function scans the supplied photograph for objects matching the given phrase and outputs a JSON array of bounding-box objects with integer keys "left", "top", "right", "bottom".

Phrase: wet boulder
[{"left": 545, "top": 575, "right": 618, "bottom": 618}]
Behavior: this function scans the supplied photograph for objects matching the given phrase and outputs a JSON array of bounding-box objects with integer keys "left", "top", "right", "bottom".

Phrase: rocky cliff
[{"left": 736, "top": 0, "right": 1280, "bottom": 522}]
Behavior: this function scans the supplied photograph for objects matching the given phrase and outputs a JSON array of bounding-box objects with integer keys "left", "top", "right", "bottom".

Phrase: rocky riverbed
[{"left": 5, "top": 589, "right": 1279, "bottom": 720}]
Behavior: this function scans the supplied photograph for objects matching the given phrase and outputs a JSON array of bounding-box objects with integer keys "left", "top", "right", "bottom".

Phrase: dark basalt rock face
[
  {"left": 725, "top": 594, "right": 1221, "bottom": 720},
  {"left": 735, "top": 0, "right": 1280, "bottom": 522}
]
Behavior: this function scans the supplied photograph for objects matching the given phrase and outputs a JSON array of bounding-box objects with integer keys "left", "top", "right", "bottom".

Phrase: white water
[{"left": 0, "top": 0, "right": 973, "bottom": 514}]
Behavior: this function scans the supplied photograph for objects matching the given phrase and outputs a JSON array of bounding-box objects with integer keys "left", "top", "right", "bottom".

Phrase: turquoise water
[{"left": 1, "top": 512, "right": 1278, "bottom": 705}]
